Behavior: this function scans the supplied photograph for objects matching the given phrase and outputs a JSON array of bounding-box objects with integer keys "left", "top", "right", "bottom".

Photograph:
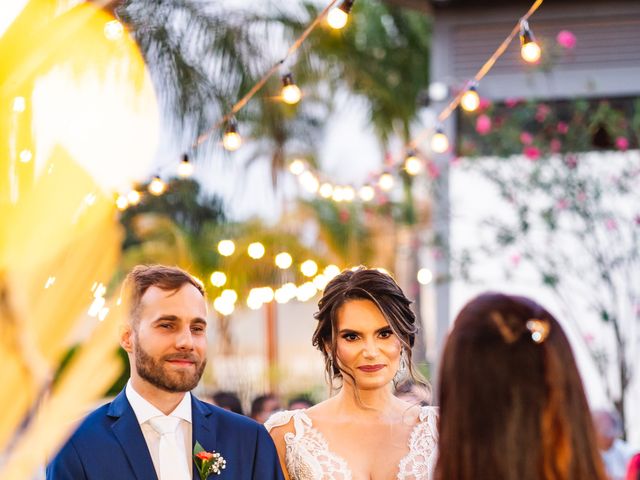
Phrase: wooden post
[{"left": 265, "top": 301, "right": 278, "bottom": 393}]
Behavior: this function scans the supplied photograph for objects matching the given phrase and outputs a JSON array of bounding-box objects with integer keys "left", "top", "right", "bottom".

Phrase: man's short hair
[{"left": 122, "top": 264, "right": 205, "bottom": 325}]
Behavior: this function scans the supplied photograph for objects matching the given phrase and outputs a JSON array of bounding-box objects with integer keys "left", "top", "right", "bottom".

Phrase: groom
[{"left": 47, "top": 265, "right": 283, "bottom": 479}]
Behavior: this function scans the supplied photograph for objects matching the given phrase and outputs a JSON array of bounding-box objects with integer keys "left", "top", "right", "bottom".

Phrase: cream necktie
[{"left": 148, "top": 416, "right": 191, "bottom": 480}]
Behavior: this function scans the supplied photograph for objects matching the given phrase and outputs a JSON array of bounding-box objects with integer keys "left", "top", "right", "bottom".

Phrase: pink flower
[
  {"left": 556, "top": 199, "right": 569, "bottom": 210},
  {"left": 550, "top": 139, "right": 562, "bottom": 153},
  {"left": 535, "top": 104, "right": 551, "bottom": 122},
  {"left": 605, "top": 218, "right": 617, "bottom": 231},
  {"left": 556, "top": 30, "right": 576, "bottom": 49},
  {"left": 505, "top": 97, "right": 522, "bottom": 108},
  {"left": 557, "top": 122, "right": 569, "bottom": 134},
  {"left": 615, "top": 137, "right": 629, "bottom": 151},
  {"left": 520, "top": 132, "right": 534, "bottom": 145},
  {"left": 475, "top": 114, "right": 492, "bottom": 135},
  {"left": 524, "top": 146, "right": 541, "bottom": 161},
  {"left": 478, "top": 97, "right": 491, "bottom": 111}
]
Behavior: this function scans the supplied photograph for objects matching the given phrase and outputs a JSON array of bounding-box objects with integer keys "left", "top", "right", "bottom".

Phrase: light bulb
[
  {"left": 104, "top": 20, "right": 124, "bottom": 41},
  {"left": 378, "top": 173, "right": 394, "bottom": 191},
  {"left": 319, "top": 183, "right": 334, "bottom": 198},
  {"left": 116, "top": 195, "right": 129, "bottom": 211},
  {"left": 281, "top": 73, "right": 302, "bottom": 105},
  {"left": 19, "top": 149, "right": 32, "bottom": 163},
  {"left": 275, "top": 252, "right": 293, "bottom": 269},
  {"left": 289, "top": 159, "right": 305, "bottom": 175},
  {"left": 301, "top": 259, "right": 318, "bottom": 277},
  {"left": 431, "top": 128, "right": 449, "bottom": 153},
  {"left": 210, "top": 271, "right": 227, "bottom": 287},
  {"left": 217, "top": 240, "right": 235, "bottom": 256},
  {"left": 460, "top": 85, "right": 480, "bottom": 112},
  {"left": 248, "top": 242, "right": 265, "bottom": 259},
  {"left": 417, "top": 268, "right": 433, "bottom": 285},
  {"left": 127, "top": 190, "right": 141, "bottom": 205},
  {"left": 327, "top": 8, "right": 348, "bottom": 29},
  {"left": 404, "top": 151, "right": 422, "bottom": 175},
  {"left": 177, "top": 154, "right": 194, "bottom": 178},
  {"left": 520, "top": 20, "right": 541, "bottom": 63},
  {"left": 223, "top": 119, "right": 242, "bottom": 151},
  {"left": 148, "top": 176, "right": 166, "bottom": 195},
  {"left": 358, "top": 185, "right": 375, "bottom": 201},
  {"left": 12, "top": 96, "right": 26, "bottom": 113}
]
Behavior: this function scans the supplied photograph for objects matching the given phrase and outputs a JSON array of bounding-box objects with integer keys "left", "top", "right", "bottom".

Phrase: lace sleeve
[
  {"left": 265, "top": 410, "right": 298, "bottom": 432},
  {"left": 397, "top": 406, "right": 439, "bottom": 480}
]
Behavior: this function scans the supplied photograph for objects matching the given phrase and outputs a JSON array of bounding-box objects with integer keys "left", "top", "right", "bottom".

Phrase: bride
[{"left": 266, "top": 267, "right": 438, "bottom": 480}]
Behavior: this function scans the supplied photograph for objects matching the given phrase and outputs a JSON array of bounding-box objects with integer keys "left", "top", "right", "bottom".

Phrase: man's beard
[{"left": 134, "top": 337, "right": 206, "bottom": 393}]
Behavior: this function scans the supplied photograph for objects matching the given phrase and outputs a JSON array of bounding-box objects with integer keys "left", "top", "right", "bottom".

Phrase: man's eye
[
  {"left": 192, "top": 326, "right": 205, "bottom": 333},
  {"left": 159, "top": 323, "right": 172, "bottom": 329}
]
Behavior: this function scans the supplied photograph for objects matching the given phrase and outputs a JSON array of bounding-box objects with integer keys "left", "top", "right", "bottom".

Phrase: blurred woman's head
[
  {"left": 435, "top": 292, "right": 606, "bottom": 480},
  {"left": 312, "top": 267, "right": 424, "bottom": 392}
]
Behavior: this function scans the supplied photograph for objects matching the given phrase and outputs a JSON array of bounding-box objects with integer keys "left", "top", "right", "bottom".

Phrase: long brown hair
[
  {"left": 435, "top": 293, "right": 606, "bottom": 480},
  {"left": 312, "top": 267, "right": 425, "bottom": 391}
]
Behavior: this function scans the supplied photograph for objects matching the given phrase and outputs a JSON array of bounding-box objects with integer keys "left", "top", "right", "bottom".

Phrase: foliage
[{"left": 457, "top": 96, "right": 640, "bottom": 434}]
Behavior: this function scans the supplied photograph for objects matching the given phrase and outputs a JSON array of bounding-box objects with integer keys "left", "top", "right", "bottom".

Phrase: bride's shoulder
[
  {"left": 264, "top": 408, "right": 310, "bottom": 434},
  {"left": 418, "top": 405, "right": 439, "bottom": 422}
]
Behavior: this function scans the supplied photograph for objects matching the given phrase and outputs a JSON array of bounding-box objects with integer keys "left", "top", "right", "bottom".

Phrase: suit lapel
[
  {"left": 191, "top": 396, "right": 216, "bottom": 479},
  {"left": 109, "top": 390, "right": 158, "bottom": 480}
]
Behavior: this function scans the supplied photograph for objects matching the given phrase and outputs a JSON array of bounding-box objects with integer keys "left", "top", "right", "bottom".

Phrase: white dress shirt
[{"left": 125, "top": 381, "right": 193, "bottom": 479}]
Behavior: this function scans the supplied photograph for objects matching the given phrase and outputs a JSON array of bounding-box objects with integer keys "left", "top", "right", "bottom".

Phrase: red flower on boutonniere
[{"left": 194, "top": 441, "right": 226, "bottom": 479}]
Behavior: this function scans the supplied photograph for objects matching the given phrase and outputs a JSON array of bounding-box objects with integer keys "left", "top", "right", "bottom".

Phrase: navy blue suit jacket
[{"left": 46, "top": 389, "right": 284, "bottom": 480}]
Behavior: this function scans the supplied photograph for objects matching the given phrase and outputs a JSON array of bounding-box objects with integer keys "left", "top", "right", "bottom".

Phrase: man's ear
[{"left": 120, "top": 323, "right": 134, "bottom": 353}]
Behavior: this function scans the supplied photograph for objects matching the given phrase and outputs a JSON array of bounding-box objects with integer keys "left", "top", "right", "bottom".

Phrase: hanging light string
[{"left": 194, "top": 0, "right": 341, "bottom": 147}]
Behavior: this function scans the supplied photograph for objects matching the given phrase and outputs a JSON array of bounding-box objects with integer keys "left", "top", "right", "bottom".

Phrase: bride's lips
[{"left": 357, "top": 364, "right": 385, "bottom": 372}]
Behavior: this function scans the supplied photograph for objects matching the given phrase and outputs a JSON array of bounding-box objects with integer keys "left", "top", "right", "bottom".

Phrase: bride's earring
[{"left": 395, "top": 348, "right": 407, "bottom": 384}]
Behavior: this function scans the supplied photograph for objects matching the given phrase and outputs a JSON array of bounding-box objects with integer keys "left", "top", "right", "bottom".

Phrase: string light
[
  {"left": 221, "top": 289, "right": 238, "bottom": 304},
  {"left": 116, "top": 194, "right": 129, "bottom": 211},
  {"left": 299, "top": 171, "right": 320, "bottom": 193},
  {"left": 247, "top": 242, "right": 266, "bottom": 259},
  {"left": 327, "top": 0, "right": 354, "bottom": 30},
  {"left": 417, "top": 268, "right": 433, "bottom": 285},
  {"left": 127, "top": 189, "right": 141, "bottom": 205},
  {"left": 19, "top": 149, "right": 32, "bottom": 163},
  {"left": 289, "top": 159, "right": 306, "bottom": 175},
  {"left": 378, "top": 173, "right": 394, "bottom": 191},
  {"left": 460, "top": 83, "right": 480, "bottom": 112},
  {"left": 148, "top": 176, "right": 166, "bottom": 195},
  {"left": 177, "top": 153, "right": 194, "bottom": 178},
  {"left": 301, "top": 259, "right": 319, "bottom": 277},
  {"left": 431, "top": 128, "right": 449, "bottom": 153},
  {"left": 275, "top": 252, "right": 293, "bottom": 269},
  {"left": 104, "top": 19, "right": 124, "bottom": 41},
  {"left": 520, "top": 20, "right": 541, "bottom": 63},
  {"left": 218, "top": 240, "right": 236, "bottom": 256},
  {"left": 222, "top": 118, "right": 242, "bottom": 151},
  {"left": 358, "top": 184, "right": 375, "bottom": 201},
  {"left": 342, "top": 186, "right": 355, "bottom": 202},
  {"left": 210, "top": 271, "right": 227, "bottom": 287},
  {"left": 12, "top": 96, "right": 26, "bottom": 113},
  {"left": 281, "top": 73, "right": 302, "bottom": 105},
  {"left": 213, "top": 296, "right": 235, "bottom": 315},
  {"left": 404, "top": 150, "right": 422, "bottom": 175},
  {"left": 319, "top": 183, "right": 334, "bottom": 198}
]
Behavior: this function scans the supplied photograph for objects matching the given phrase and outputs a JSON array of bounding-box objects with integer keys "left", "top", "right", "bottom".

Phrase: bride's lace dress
[{"left": 265, "top": 406, "right": 438, "bottom": 480}]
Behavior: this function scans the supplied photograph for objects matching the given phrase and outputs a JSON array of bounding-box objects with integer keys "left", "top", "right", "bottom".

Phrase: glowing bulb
[
  {"left": 460, "top": 85, "right": 480, "bottom": 112},
  {"left": 299, "top": 171, "right": 319, "bottom": 193},
  {"left": 431, "top": 129, "right": 449, "bottom": 153},
  {"left": 520, "top": 20, "right": 541, "bottom": 63},
  {"left": 148, "top": 176, "right": 166, "bottom": 195},
  {"left": 127, "top": 189, "right": 141, "bottom": 205},
  {"left": 417, "top": 268, "right": 433, "bottom": 285},
  {"left": 217, "top": 240, "right": 235, "bottom": 256},
  {"left": 301, "top": 259, "right": 318, "bottom": 277},
  {"left": 275, "top": 252, "right": 293, "bottom": 269},
  {"left": 248, "top": 242, "right": 265, "bottom": 259},
  {"left": 332, "top": 186, "right": 345, "bottom": 202},
  {"left": 296, "top": 282, "right": 318, "bottom": 302},
  {"left": 327, "top": 8, "right": 348, "bottom": 29},
  {"left": 221, "top": 289, "right": 238, "bottom": 304},
  {"left": 313, "top": 274, "right": 329, "bottom": 290},
  {"left": 177, "top": 154, "right": 194, "bottom": 178},
  {"left": 521, "top": 41, "right": 541, "bottom": 63},
  {"left": 289, "top": 159, "right": 305, "bottom": 176},
  {"left": 324, "top": 264, "right": 341, "bottom": 278},
  {"left": 104, "top": 20, "right": 124, "bottom": 41},
  {"left": 259, "top": 287, "right": 275, "bottom": 303},
  {"left": 404, "top": 151, "right": 422, "bottom": 175},
  {"left": 247, "top": 291, "right": 263, "bottom": 310},
  {"left": 214, "top": 297, "right": 235, "bottom": 316},
  {"left": 281, "top": 73, "right": 302, "bottom": 105},
  {"left": 12, "top": 96, "right": 26, "bottom": 113},
  {"left": 210, "top": 271, "right": 227, "bottom": 287},
  {"left": 19, "top": 149, "right": 32, "bottom": 163},
  {"left": 223, "top": 120, "right": 242, "bottom": 151},
  {"left": 358, "top": 185, "right": 375, "bottom": 202},
  {"left": 378, "top": 173, "right": 394, "bottom": 191},
  {"left": 275, "top": 287, "right": 291, "bottom": 304},
  {"left": 116, "top": 194, "right": 129, "bottom": 210},
  {"left": 319, "top": 183, "right": 334, "bottom": 198}
]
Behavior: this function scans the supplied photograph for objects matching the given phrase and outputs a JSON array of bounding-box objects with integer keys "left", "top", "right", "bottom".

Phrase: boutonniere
[{"left": 193, "top": 441, "right": 227, "bottom": 479}]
